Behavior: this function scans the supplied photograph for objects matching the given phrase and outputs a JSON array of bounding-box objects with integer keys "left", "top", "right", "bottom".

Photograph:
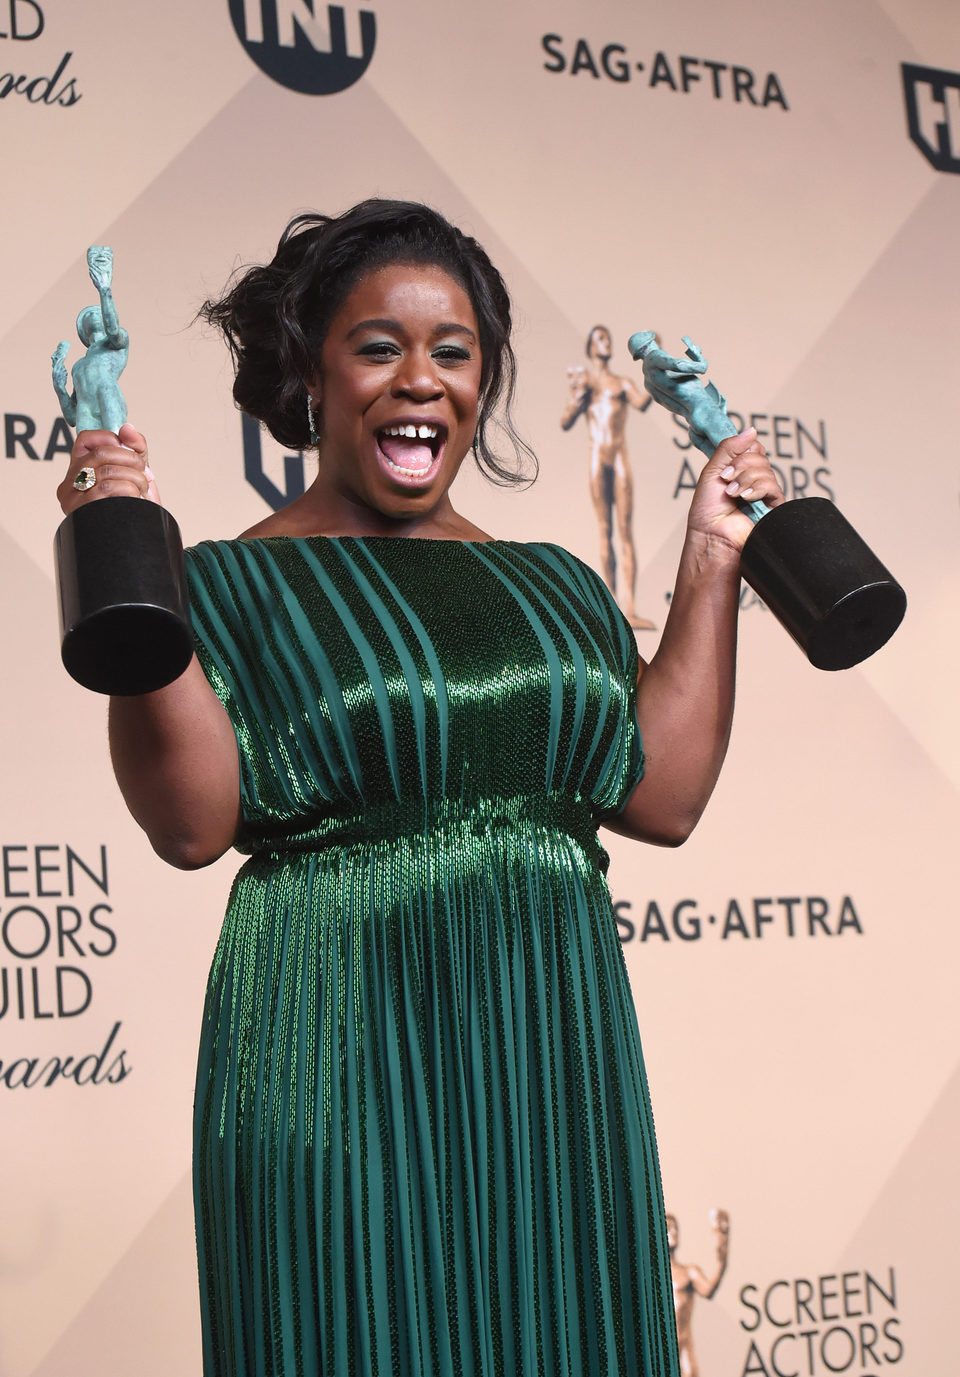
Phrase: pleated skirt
[{"left": 194, "top": 818, "right": 679, "bottom": 1377}]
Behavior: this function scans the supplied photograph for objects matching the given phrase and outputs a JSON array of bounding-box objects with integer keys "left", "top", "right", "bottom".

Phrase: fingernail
[
  {"left": 720, "top": 465, "right": 735, "bottom": 479},
  {"left": 739, "top": 486, "right": 754, "bottom": 499},
  {"left": 725, "top": 481, "right": 740, "bottom": 495},
  {"left": 144, "top": 465, "right": 155, "bottom": 480}
]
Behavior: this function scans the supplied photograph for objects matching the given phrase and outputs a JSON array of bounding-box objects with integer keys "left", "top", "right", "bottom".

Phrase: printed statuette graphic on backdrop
[
  {"left": 668, "top": 1208, "right": 730, "bottom": 1377},
  {"left": 50, "top": 247, "right": 193, "bottom": 698},
  {"left": 560, "top": 325, "right": 655, "bottom": 632},
  {"left": 51, "top": 247, "right": 129, "bottom": 434},
  {"left": 627, "top": 331, "right": 906, "bottom": 671}
]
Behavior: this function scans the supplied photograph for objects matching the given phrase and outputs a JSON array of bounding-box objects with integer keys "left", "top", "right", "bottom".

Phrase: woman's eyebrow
[
  {"left": 431, "top": 322, "right": 478, "bottom": 343},
  {"left": 345, "top": 317, "right": 402, "bottom": 339},
  {"left": 346, "top": 318, "right": 478, "bottom": 343}
]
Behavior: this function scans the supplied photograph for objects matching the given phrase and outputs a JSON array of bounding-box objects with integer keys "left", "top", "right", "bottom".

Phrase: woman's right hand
[{"left": 57, "top": 424, "right": 159, "bottom": 514}]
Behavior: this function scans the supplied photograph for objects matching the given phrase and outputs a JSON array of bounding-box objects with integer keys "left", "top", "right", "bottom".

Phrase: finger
[
  {"left": 706, "top": 433, "right": 785, "bottom": 506},
  {"left": 71, "top": 426, "right": 147, "bottom": 473},
  {"left": 718, "top": 461, "right": 769, "bottom": 492},
  {"left": 144, "top": 464, "right": 162, "bottom": 505},
  {"left": 60, "top": 435, "right": 143, "bottom": 495},
  {"left": 72, "top": 428, "right": 126, "bottom": 463},
  {"left": 91, "top": 464, "right": 150, "bottom": 497},
  {"left": 67, "top": 440, "right": 145, "bottom": 479},
  {"left": 717, "top": 457, "right": 785, "bottom": 506},
  {"left": 721, "top": 479, "right": 784, "bottom": 508},
  {"left": 77, "top": 474, "right": 146, "bottom": 502},
  {"left": 116, "top": 422, "right": 147, "bottom": 455},
  {"left": 710, "top": 427, "right": 759, "bottom": 468},
  {"left": 59, "top": 428, "right": 153, "bottom": 513},
  {"left": 719, "top": 467, "right": 779, "bottom": 495},
  {"left": 56, "top": 476, "right": 142, "bottom": 514},
  {"left": 57, "top": 464, "right": 148, "bottom": 512}
]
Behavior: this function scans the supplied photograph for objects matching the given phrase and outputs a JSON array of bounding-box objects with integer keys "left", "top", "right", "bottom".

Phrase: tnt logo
[
  {"left": 902, "top": 62, "right": 960, "bottom": 172},
  {"left": 242, "top": 415, "right": 306, "bottom": 510},
  {"left": 229, "top": 0, "right": 376, "bottom": 95}
]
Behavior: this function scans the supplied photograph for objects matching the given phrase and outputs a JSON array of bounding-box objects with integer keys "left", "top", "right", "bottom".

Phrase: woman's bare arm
[
  {"left": 108, "top": 659, "right": 241, "bottom": 869},
  {"left": 607, "top": 428, "right": 783, "bottom": 846},
  {"left": 59, "top": 425, "right": 242, "bottom": 868}
]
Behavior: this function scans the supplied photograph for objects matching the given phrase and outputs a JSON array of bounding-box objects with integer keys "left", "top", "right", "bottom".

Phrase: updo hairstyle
[{"left": 199, "top": 198, "right": 536, "bottom": 486}]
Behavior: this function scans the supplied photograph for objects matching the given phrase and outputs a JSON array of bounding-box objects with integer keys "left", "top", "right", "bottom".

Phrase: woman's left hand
[{"left": 685, "top": 427, "right": 785, "bottom": 553}]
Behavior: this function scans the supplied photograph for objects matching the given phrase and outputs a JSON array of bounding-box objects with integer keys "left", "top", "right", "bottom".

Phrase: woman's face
[{"left": 313, "top": 261, "right": 483, "bottom": 525}]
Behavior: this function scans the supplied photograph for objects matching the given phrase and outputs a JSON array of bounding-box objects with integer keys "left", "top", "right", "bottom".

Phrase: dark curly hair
[{"left": 199, "top": 198, "right": 536, "bottom": 486}]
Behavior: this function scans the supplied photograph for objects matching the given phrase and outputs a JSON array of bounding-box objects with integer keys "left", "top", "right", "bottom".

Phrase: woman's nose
[{"left": 391, "top": 352, "right": 444, "bottom": 400}]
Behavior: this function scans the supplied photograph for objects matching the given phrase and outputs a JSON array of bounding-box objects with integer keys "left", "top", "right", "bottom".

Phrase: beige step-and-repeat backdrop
[{"left": 2, "top": 2, "right": 958, "bottom": 1373}]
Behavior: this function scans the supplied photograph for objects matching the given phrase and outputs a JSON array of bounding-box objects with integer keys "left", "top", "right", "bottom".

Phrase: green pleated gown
[{"left": 185, "top": 535, "right": 679, "bottom": 1377}]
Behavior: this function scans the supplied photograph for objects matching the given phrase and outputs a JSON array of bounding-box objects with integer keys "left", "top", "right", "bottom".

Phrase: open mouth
[{"left": 376, "top": 423, "right": 445, "bottom": 480}]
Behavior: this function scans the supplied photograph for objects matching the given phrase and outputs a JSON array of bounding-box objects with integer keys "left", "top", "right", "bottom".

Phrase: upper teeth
[{"left": 383, "top": 424, "right": 438, "bottom": 440}]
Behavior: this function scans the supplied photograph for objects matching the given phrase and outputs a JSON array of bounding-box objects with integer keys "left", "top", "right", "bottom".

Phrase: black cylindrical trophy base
[
  {"left": 740, "top": 497, "right": 906, "bottom": 671},
  {"left": 55, "top": 497, "right": 194, "bottom": 696}
]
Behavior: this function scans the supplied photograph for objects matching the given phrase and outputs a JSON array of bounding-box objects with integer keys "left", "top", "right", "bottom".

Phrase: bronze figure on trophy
[
  {"left": 52, "top": 246, "right": 130, "bottom": 436},
  {"left": 629, "top": 330, "right": 906, "bottom": 670},
  {"left": 51, "top": 246, "right": 192, "bottom": 696}
]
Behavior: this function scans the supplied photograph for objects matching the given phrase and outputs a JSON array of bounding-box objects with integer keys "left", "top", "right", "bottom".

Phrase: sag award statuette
[
  {"left": 51, "top": 246, "right": 193, "bottom": 695},
  {"left": 629, "top": 332, "right": 906, "bottom": 671}
]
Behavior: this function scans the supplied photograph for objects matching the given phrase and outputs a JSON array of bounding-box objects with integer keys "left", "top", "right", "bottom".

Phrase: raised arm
[
  {"left": 87, "top": 246, "right": 128, "bottom": 350},
  {"left": 623, "top": 374, "right": 651, "bottom": 412},
  {"left": 686, "top": 1210, "right": 730, "bottom": 1298},
  {"left": 58, "top": 426, "right": 241, "bottom": 868},
  {"left": 608, "top": 428, "right": 783, "bottom": 846},
  {"left": 560, "top": 366, "right": 590, "bottom": 430},
  {"left": 51, "top": 342, "right": 77, "bottom": 426}
]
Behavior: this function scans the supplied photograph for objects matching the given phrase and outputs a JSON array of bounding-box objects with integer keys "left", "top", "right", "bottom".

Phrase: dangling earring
[{"left": 306, "top": 393, "right": 319, "bottom": 446}]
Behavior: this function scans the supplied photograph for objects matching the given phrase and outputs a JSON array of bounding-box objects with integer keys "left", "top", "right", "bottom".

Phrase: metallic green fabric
[{"left": 185, "top": 536, "right": 679, "bottom": 1377}]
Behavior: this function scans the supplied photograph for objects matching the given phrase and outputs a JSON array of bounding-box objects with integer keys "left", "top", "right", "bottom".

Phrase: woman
[{"left": 57, "top": 200, "right": 782, "bottom": 1377}]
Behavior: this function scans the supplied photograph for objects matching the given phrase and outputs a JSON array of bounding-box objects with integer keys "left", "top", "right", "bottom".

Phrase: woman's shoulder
[
  {"left": 505, "top": 542, "right": 640, "bottom": 649},
  {"left": 184, "top": 535, "right": 293, "bottom": 598},
  {"left": 501, "top": 539, "right": 610, "bottom": 589},
  {"left": 184, "top": 535, "right": 249, "bottom": 572},
  {"left": 186, "top": 533, "right": 300, "bottom": 564}
]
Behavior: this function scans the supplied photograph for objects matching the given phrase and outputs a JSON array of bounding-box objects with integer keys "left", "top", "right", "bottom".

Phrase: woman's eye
[
  {"left": 433, "top": 345, "right": 471, "bottom": 362},
  {"left": 358, "top": 341, "right": 399, "bottom": 359}
]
